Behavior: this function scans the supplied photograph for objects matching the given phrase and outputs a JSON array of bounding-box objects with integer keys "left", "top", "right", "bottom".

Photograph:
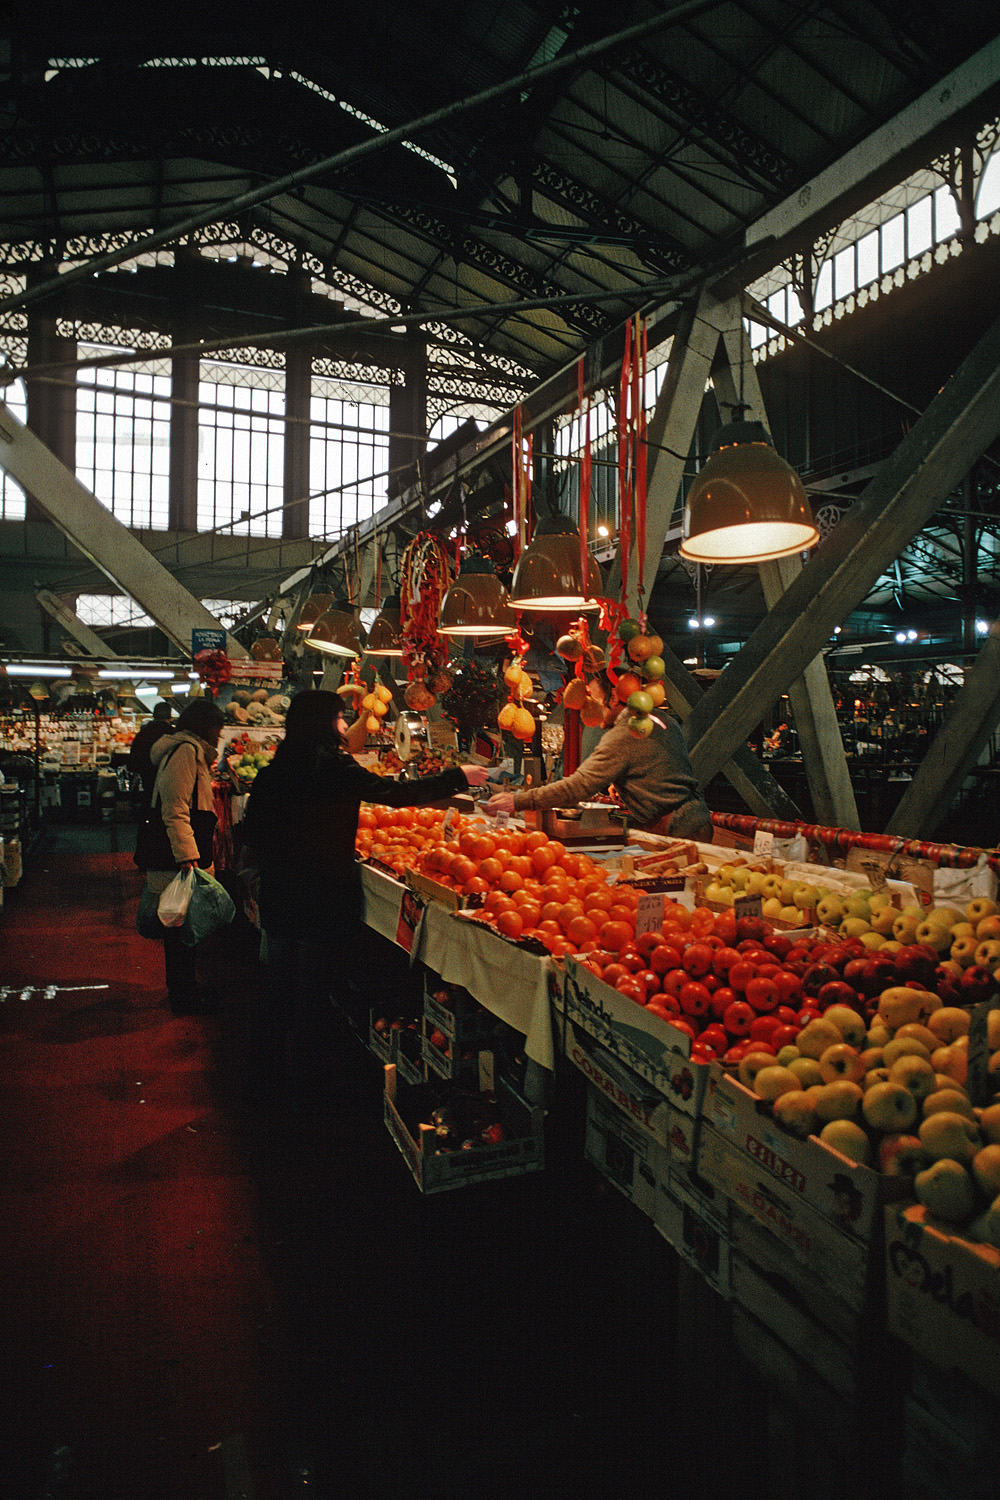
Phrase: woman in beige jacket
[{"left": 144, "top": 699, "right": 226, "bottom": 1014}]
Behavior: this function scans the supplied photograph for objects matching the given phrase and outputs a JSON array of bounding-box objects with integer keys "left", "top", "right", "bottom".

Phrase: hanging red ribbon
[
  {"left": 636, "top": 315, "right": 648, "bottom": 629},
  {"left": 618, "top": 319, "right": 633, "bottom": 612},
  {"left": 577, "top": 356, "right": 592, "bottom": 597}
]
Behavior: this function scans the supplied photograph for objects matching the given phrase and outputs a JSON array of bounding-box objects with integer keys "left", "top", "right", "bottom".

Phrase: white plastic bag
[
  {"left": 933, "top": 855, "right": 997, "bottom": 908},
  {"left": 157, "top": 868, "right": 194, "bottom": 928}
]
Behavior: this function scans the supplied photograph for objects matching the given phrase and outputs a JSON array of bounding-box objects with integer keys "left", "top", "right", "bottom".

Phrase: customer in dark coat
[
  {"left": 127, "top": 700, "right": 175, "bottom": 804},
  {"left": 242, "top": 690, "right": 488, "bottom": 1108}
]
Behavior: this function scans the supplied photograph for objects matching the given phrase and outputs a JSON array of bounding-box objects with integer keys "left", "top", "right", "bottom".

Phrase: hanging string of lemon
[{"left": 497, "top": 659, "right": 536, "bottom": 741}]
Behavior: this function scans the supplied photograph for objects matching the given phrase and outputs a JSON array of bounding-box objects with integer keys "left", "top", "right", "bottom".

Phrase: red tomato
[
  {"left": 749, "top": 1014, "right": 783, "bottom": 1043},
  {"left": 636, "top": 970, "right": 662, "bottom": 995},
  {"left": 617, "top": 949, "right": 645, "bottom": 974},
  {"left": 711, "top": 946, "right": 742, "bottom": 978},
  {"left": 615, "top": 978, "right": 647, "bottom": 1005},
  {"left": 635, "top": 930, "right": 666, "bottom": 958},
  {"left": 699, "top": 1023, "right": 729, "bottom": 1057},
  {"left": 723, "top": 999, "right": 755, "bottom": 1036},
  {"left": 666, "top": 1016, "right": 697, "bottom": 1041},
  {"left": 745, "top": 976, "right": 779, "bottom": 1013},
  {"left": 660, "top": 968, "right": 688, "bottom": 1000},
  {"left": 709, "top": 985, "right": 737, "bottom": 1020},
  {"left": 769, "top": 1023, "right": 800, "bottom": 1050},
  {"left": 601, "top": 963, "right": 629, "bottom": 987},
  {"left": 728, "top": 960, "right": 758, "bottom": 992}
]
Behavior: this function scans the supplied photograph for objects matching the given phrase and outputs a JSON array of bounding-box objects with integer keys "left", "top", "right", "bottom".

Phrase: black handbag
[{"left": 133, "top": 743, "right": 217, "bottom": 871}]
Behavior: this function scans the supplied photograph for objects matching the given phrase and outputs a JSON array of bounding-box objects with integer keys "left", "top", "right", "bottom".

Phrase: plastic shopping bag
[
  {"left": 178, "top": 868, "right": 236, "bottom": 947},
  {"left": 157, "top": 868, "right": 194, "bottom": 928}
]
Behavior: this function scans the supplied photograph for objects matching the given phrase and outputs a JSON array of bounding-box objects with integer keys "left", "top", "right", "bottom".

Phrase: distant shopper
[
  {"left": 127, "top": 701, "right": 175, "bottom": 805},
  {"left": 138, "top": 699, "right": 226, "bottom": 1016},
  {"left": 242, "top": 690, "right": 489, "bottom": 1112}
]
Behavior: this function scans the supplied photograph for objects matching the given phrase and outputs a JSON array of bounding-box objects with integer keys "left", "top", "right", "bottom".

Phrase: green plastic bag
[{"left": 179, "top": 868, "right": 236, "bottom": 946}]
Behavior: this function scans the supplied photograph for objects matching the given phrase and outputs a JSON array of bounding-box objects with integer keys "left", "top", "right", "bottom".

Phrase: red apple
[
  {"left": 728, "top": 960, "right": 758, "bottom": 992},
  {"left": 960, "top": 964, "right": 996, "bottom": 1001},
  {"left": 722, "top": 1044, "right": 751, "bottom": 1066},
  {"left": 749, "top": 1014, "right": 783, "bottom": 1043},
  {"left": 679, "top": 981, "right": 712, "bottom": 1016},
  {"left": 775, "top": 1004, "right": 800, "bottom": 1026},
  {"left": 723, "top": 999, "right": 755, "bottom": 1036},
  {"left": 637, "top": 970, "right": 662, "bottom": 995},
  {"left": 711, "top": 946, "right": 743, "bottom": 978},
  {"left": 691, "top": 1041, "right": 717, "bottom": 1063},
  {"left": 764, "top": 933, "right": 793, "bottom": 961},
  {"left": 769, "top": 1023, "right": 800, "bottom": 1050},
  {"left": 709, "top": 985, "right": 737, "bottom": 1020},
  {"left": 661, "top": 968, "right": 688, "bottom": 1000},
  {"left": 649, "top": 944, "right": 683, "bottom": 975},
  {"left": 745, "top": 976, "right": 779, "bottom": 1013},
  {"left": 736, "top": 915, "right": 766, "bottom": 943},
  {"left": 893, "top": 944, "right": 938, "bottom": 986},
  {"left": 801, "top": 962, "right": 839, "bottom": 996},
  {"left": 635, "top": 930, "right": 666, "bottom": 958},
  {"left": 666, "top": 1016, "right": 697, "bottom": 1041},
  {"left": 682, "top": 942, "right": 713, "bottom": 977},
  {"left": 816, "top": 980, "right": 861, "bottom": 1012},
  {"left": 699, "top": 1023, "right": 729, "bottom": 1056}
]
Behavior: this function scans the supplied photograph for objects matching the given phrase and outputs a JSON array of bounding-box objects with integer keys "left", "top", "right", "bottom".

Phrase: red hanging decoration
[
  {"left": 398, "top": 532, "right": 452, "bottom": 689},
  {"left": 193, "top": 648, "right": 232, "bottom": 697},
  {"left": 577, "top": 356, "right": 592, "bottom": 601}
]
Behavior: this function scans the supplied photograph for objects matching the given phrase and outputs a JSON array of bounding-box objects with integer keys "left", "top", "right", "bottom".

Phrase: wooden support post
[{"left": 684, "top": 308, "right": 1000, "bottom": 789}]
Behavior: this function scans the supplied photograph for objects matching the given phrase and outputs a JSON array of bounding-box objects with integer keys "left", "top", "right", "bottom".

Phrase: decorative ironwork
[
  {"left": 814, "top": 502, "right": 846, "bottom": 543},
  {"left": 57, "top": 321, "right": 173, "bottom": 357},
  {"left": 530, "top": 160, "right": 689, "bottom": 274},
  {"left": 618, "top": 50, "right": 795, "bottom": 190}
]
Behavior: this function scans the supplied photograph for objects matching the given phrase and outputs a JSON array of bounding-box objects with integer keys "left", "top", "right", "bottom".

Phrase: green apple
[
  {"left": 779, "top": 905, "right": 802, "bottom": 924},
  {"left": 972, "top": 1144, "right": 1000, "bottom": 1198},
  {"left": 914, "top": 919, "right": 952, "bottom": 954},
  {"left": 966, "top": 898, "right": 998, "bottom": 925},
  {"left": 882, "top": 1036, "right": 932, "bottom": 1068},
  {"left": 776, "top": 1044, "right": 801, "bottom": 1066},
  {"left": 927, "top": 1008, "right": 971, "bottom": 1044},
  {"left": 889, "top": 1055, "right": 936, "bottom": 1103},
  {"left": 918, "top": 1110, "right": 980, "bottom": 1164},
  {"left": 859, "top": 932, "right": 887, "bottom": 951},
  {"left": 819, "top": 1043, "right": 865, "bottom": 1084},
  {"left": 738, "top": 1050, "right": 784, "bottom": 1091},
  {"left": 761, "top": 874, "right": 785, "bottom": 900},
  {"left": 864, "top": 1068, "right": 891, "bottom": 1090},
  {"left": 791, "top": 884, "right": 819, "bottom": 910},
  {"left": 824, "top": 1005, "right": 867, "bottom": 1048},
  {"left": 914, "top": 1159, "right": 977, "bottom": 1223},
  {"left": 968, "top": 1197, "right": 1000, "bottom": 1249},
  {"left": 866, "top": 1022, "right": 892, "bottom": 1048},
  {"left": 787, "top": 1056, "right": 824, "bottom": 1088},
  {"left": 922, "top": 1088, "right": 976, "bottom": 1122},
  {"left": 816, "top": 894, "right": 845, "bottom": 925},
  {"left": 716, "top": 863, "right": 737, "bottom": 887},
  {"left": 772, "top": 1091, "right": 818, "bottom": 1138},
  {"left": 729, "top": 866, "right": 749, "bottom": 892},
  {"left": 761, "top": 897, "right": 783, "bottom": 920},
  {"left": 778, "top": 880, "right": 798, "bottom": 906},
  {"left": 894, "top": 1022, "right": 939, "bottom": 1051},
  {"left": 813, "top": 1080, "right": 863, "bottom": 1122},
  {"left": 869, "top": 892, "right": 894, "bottom": 914},
  {"left": 819, "top": 1119, "right": 872, "bottom": 1165},
  {"left": 796, "top": 1018, "right": 843, "bottom": 1059},
  {"left": 892, "top": 906, "right": 924, "bottom": 942},
  {"left": 870, "top": 905, "right": 898, "bottom": 936},
  {"left": 862, "top": 1081, "right": 917, "bottom": 1133},
  {"left": 753, "top": 1065, "right": 804, "bottom": 1102},
  {"left": 745, "top": 871, "right": 768, "bottom": 897},
  {"left": 843, "top": 894, "right": 872, "bottom": 922},
  {"left": 979, "top": 1103, "right": 1000, "bottom": 1144},
  {"left": 840, "top": 916, "right": 872, "bottom": 938}
]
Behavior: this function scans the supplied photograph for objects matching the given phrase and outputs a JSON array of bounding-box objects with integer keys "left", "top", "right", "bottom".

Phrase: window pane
[
  {"left": 197, "top": 368, "right": 284, "bottom": 537},
  {"left": 0, "top": 377, "right": 27, "bottom": 518},
  {"left": 978, "top": 150, "right": 1000, "bottom": 218},
  {"left": 309, "top": 388, "right": 389, "bottom": 538},
  {"left": 75, "top": 352, "right": 171, "bottom": 528},
  {"left": 814, "top": 259, "right": 833, "bottom": 311},
  {"left": 881, "top": 213, "right": 905, "bottom": 271},
  {"left": 834, "top": 245, "right": 855, "bottom": 299},
  {"left": 907, "top": 194, "right": 933, "bottom": 256},
  {"left": 856, "top": 229, "right": 880, "bottom": 286}
]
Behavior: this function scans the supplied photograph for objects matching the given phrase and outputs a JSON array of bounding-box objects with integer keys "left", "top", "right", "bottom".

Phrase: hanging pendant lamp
[
  {"left": 363, "top": 594, "right": 405, "bottom": 658},
  {"left": 304, "top": 600, "right": 366, "bottom": 658},
  {"left": 296, "top": 592, "right": 334, "bottom": 631},
  {"left": 508, "top": 514, "right": 602, "bottom": 612},
  {"left": 438, "top": 554, "right": 517, "bottom": 638},
  {"left": 680, "top": 421, "right": 818, "bottom": 564}
]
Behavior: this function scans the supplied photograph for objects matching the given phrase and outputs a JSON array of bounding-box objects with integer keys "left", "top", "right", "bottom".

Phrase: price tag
[
  {"left": 753, "top": 830, "right": 774, "bottom": 859},
  {"left": 442, "top": 808, "right": 457, "bottom": 839},
  {"left": 493, "top": 809, "right": 511, "bottom": 830},
  {"left": 428, "top": 719, "right": 458, "bottom": 750},
  {"left": 734, "top": 894, "right": 763, "bottom": 921},
  {"left": 861, "top": 859, "right": 888, "bottom": 893},
  {"left": 394, "top": 889, "right": 425, "bottom": 955},
  {"left": 634, "top": 891, "right": 665, "bottom": 936}
]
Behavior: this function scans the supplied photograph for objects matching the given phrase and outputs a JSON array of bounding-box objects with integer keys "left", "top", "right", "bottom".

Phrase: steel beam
[
  {"left": 684, "top": 307, "right": 1000, "bottom": 788},
  {"left": 885, "top": 629, "right": 1000, "bottom": 838},
  {"left": 658, "top": 646, "right": 803, "bottom": 821},
  {"left": 712, "top": 323, "right": 860, "bottom": 829},
  {"left": 0, "top": 403, "right": 248, "bottom": 658},
  {"left": 35, "top": 589, "right": 115, "bottom": 658}
]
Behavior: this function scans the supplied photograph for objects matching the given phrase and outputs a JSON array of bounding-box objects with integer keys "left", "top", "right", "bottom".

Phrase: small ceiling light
[
  {"left": 296, "top": 592, "right": 333, "bottom": 631},
  {"left": 976, "top": 619, "right": 990, "bottom": 635},
  {"left": 304, "top": 600, "right": 365, "bottom": 658},
  {"left": 98, "top": 668, "right": 174, "bottom": 680},
  {"left": 364, "top": 595, "right": 405, "bottom": 658},
  {"left": 895, "top": 631, "right": 907, "bottom": 643},
  {"left": 907, "top": 629, "right": 917, "bottom": 641},
  {"left": 597, "top": 524, "right": 609, "bottom": 538},
  {"left": 688, "top": 618, "right": 700, "bottom": 630},
  {"left": 680, "top": 420, "right": 818, "bottom": 564},
  {"left": 438, "top": 554, "right": 516, "bottom": 638},
  {"left": 508, "top": 514, "right": 602, "bottom": 611},
  {"left": 703, "top": 616, "right": 716, "bottom": 628}
]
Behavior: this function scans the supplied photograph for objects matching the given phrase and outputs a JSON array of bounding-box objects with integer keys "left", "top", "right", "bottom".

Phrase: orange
[
  {"left": 450, "top": 855, "right": 477, "bottom": 884},
  {"left": 465, "top": 876, "right": 489, "bottom": 895},
  {"left": 530, "top": 845, "right": 557, "bottom": 874},
  {"left": 478, "top": 857, "right": 504, "bottom": 883},
  {"left": 608, "top": 904, "right": 636, "bottom": 927},
  {"left": 537, "top": 919, "right": 562, "bottom": 938},
  {"left": 557, "top": 901, "right": 585, "bottom": 930},
  {"left": 519, "top": 902, "right": 542, "bottom": 929},
  {"left": 493, "top": 894, "right": 518, "bottom": 916},
  {"left": 524, "top": 831, "right": 549, "bottom": 852},
  {"left": 471, "top": 835, "right": 497, "bottom": 861},
  {"left": 508, "top": 855, "right": 532, "bottom": 879},
  {"left": 540, "top": 901, "right": 564, "bottom": 924},
  {"left": 599, "top": 919, "right": 633, "bottom": 951},
  {"left": 496, "top": 909, "right": 523, "bottom": 939},
  {"left": 499, "top": 869, "right": 523, "bottom": 893},
  {"left": 567, "top": 914, "right": 598, "bottom": 946}
]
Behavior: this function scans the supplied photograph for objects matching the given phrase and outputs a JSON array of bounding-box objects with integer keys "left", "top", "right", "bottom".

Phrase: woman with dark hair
[
  {"left": 139, "top": 697, "right": 227, "bottom": 1015},
  {"left": 242, "top": 690, "right": 489, "bottom": 1110}
]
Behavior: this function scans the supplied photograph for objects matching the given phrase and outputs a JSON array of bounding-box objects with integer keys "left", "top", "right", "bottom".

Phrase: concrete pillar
[
  {"left": 25, "top": 266, "right": 76, "bottom": 522},
  {"left": 169, "top": 351, "right": 200, "bottom": 531},
  {"left": 388, "top": 331, "right": 427, "bottom": 497},
  {"left": 283, "top": 342, "right": 312, "bottom": 540}
]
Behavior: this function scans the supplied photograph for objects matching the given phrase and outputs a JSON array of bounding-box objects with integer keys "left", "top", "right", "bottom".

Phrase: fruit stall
[{"left": 329, "top": 796, "right": 1000, "bottom": 1496}]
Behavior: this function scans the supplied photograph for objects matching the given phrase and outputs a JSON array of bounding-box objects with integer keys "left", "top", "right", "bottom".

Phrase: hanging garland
[
  {"left": 193, "top": 648, "right": 233, "bottom": 697},
  {"left": 399, "top": 531, "right": 453, "bottom": 708}
]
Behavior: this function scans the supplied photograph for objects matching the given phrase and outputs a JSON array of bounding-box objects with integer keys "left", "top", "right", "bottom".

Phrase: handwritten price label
[
  {"left": 634, "top": 891, "right": 665, "bottom": 936},
  {"left": 753, "top": 830, "right": 774, "bottom": 859}
]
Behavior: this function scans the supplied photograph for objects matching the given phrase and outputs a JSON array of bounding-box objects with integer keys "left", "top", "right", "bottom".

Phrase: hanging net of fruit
[
  {"left": 441, "top": 659, "right": 505, "bottom": 737},
  {"left": 399, "top": 532, "right": 452, "bottom": 708},
  {"left": 193, "top": 648, "right": 233, "bottom": 697},
  {"left": 497, "top": 658, "right": 537, "bottom": 741}
]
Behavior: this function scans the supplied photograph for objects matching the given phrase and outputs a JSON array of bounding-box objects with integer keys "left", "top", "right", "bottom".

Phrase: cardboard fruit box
[
  {"left": 654, "top": 1160, "right": 733, "bottom": 1299},
  {"left": 885, "top": 1202, "right": 1000, "bottom": 1399},
  {"left": 566, "top": 1024, "right": 673, "bottom": 1149},
  {"left": 562, "top": 955, "right": 709, "bottom": 1118},
  {"left": 703, "top": 1065, "right": 908, "bottom": 1246},
  {"left": 583, "top": 1084, "right": 662, "bottom": 1221},
  {"left": 383, "top": 1063, "right": 544, "bottom": 1195}
]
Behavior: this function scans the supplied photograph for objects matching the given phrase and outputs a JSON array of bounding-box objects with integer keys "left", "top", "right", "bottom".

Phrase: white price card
[
  {"left": 441, "top": 808, "right": 457, "bottom": 839},
  {"left": 634, "top": 891, "right": 665, "bottom": 936},
  {"left": 753, "top": 830, "right": 774, "bottom": 859},
  {"left": 493, "top": 809, "right": 511, "bottom": 830}
]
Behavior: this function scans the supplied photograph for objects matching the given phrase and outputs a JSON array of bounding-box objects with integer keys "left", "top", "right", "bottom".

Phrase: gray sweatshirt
[{"left": 513, "top": 710, "right": 709, "bottom": 830}]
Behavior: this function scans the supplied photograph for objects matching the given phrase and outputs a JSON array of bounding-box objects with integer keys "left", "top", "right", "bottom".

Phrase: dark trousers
[
  {"left": 163, "top": 927, "right": 198, "bottom": 1001},
  {"left": 260, "top": 929, "right": 344, "bottom": 1106}
]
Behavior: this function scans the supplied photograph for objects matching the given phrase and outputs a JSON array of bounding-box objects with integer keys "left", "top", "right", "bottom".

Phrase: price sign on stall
[
  {"left": 634, "top": 891, "right": 665, "bottom": 936},
  {"left": 753, "top": 829, "right": 774, "bottom": 860},
  {"left": 395, "top": 889, "right": 425, "bottom": 955},
  {"left": 734, "top": 894, "right": 764, "bottom": 922}
]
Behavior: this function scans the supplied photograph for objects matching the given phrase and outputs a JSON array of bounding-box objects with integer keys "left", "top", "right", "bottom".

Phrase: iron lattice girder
[
  {"left": 613, "top": 47, "right": 797, "bottom": 192},
  {"left": 683, "top": 305, "right": 1000, "bottom": 784}
]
